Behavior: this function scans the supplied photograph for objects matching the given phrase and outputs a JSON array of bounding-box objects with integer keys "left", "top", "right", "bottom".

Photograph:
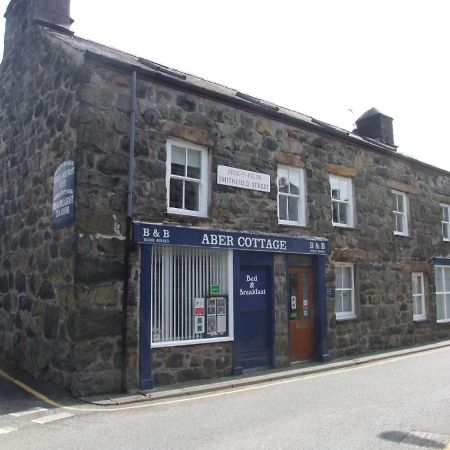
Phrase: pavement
[{"left": 79, "top": 339, "right": 450, "bottom": 407}]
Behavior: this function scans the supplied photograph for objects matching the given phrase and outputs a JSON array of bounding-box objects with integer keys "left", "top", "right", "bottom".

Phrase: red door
[{"left": 289, "top": 268, "right": 315, "bottom": 362}]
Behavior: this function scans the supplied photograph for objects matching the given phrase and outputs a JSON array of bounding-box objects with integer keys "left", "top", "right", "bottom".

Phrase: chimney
[
  {"left": 4, "top": 0, "right": 73, "bottom": 45},
  {"left": 3, "top": 0, "right": 73, "bottom": 59},
  {"left": 354, "top": 108, "right": 395, "bottom": 148}
]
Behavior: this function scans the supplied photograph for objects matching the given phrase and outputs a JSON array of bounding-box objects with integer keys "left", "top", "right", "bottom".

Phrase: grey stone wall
[
  {"left": 2, "top": 15, "right": 450, "bottom": 395},
  {"left": 152, "top": 343, "right": 233, "bottom": 385},
  {"left": 0, "top": 25, "right": 80, "bottom": 388},
  {"left": 121, "top": 71, "right": 450, "bottom": 365}
]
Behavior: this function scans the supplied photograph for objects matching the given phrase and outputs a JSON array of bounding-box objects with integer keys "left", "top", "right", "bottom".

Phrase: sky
[{"left": 1, "top": 0, "right": 449, "bottom": 171}]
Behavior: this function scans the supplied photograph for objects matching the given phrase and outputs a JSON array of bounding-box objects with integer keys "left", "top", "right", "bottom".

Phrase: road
[{"left": 1, "top": 347, "right": 450, "bottom": 449}]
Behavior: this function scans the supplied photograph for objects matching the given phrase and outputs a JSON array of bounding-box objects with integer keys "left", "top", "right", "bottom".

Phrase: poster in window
[
  {"left": 207, "top": 297, "right": 217, "bottom": 315},
  {"left": 195, "top": 316, "right": 205, "bottom": 334},
  {"left": 217, "top": 315, "right": 227, "bottom": 334},
  {"left": 217, "top": 297, "right": 227, "bottom": 315},
  {"left": 207, "top": 316, "right": 217, "bottom": 335},
  {"left": 205, "top": 296, "right": 228, "bottom": 337},
  {"left": 194, "top": 297, "right": 205, "bottom": 315}
]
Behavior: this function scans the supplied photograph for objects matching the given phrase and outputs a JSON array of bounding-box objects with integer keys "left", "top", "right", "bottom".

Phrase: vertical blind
[{"left": 151, "top": 246, "right": 229, "bottom": 344}]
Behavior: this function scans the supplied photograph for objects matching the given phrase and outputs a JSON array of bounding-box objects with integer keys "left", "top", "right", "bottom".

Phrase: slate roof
[{"left": 42, "top": 27, "right": 449, "bottom": 175}]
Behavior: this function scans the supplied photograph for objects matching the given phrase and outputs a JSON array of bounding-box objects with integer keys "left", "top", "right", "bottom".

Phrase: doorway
[
  {"left": 288, "top": 267, "right": 315, "bottom": 362},
  {"left": 236, "top": 252, "right": 274, "bottom": 371}
]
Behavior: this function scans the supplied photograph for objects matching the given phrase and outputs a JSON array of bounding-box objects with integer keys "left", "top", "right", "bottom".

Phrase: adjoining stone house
[{"left": 1, "top": 0, "right": 449, "bottom": 396}]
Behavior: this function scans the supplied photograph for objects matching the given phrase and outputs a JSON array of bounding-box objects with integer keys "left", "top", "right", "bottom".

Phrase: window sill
[
  {"left": 278, "top": 221, "right": 308, "bottom": 228},
  {"left": 332, "top": 223, "right": 356, "bottom": 229},
  {"left": 167, "top": 208, "right": 207, "bottom": 218},
  {"left": 437, "top": 319, "right": 450, "bottom": 324},
  {"left": 164, "top": 212, "right": 214, "bottom": 223},
  {"left": 393, "top": 232, "right": 411, "bottom": 238},
  {"left": 413, "top": 316, "right": 428, "bottom": 322},
  {"left": 336, "top": 314, "right": 357, "bottom": 322},
  {"left": 152, "top": 336, "right": 233, "bottom": 348}
]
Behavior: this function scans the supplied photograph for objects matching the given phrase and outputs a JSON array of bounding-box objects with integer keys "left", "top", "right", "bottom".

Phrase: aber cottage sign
[{"left": 133, "top": 223, "right": 329, "bottom": 255}]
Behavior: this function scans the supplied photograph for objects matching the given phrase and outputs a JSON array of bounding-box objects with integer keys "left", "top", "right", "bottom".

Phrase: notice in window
[
  {"left": 217, "top": 297, "right": 227, "bottom": 315},
  {"left": 194, "top": 298, "right": 205, "bottom": 315},
  {"left": 195, "top": 316, "right": 205, "bottom": 334},
  {"left": 207, "top": 298, "right": 217, "bottom": 315},
  {"left": 217, "top": 315, "right": 227, "bottom": 334},
  {"left": 205, "top": 295, "right": 228, "bottom": 337},
  {"left": 207, "top": 316, "right": 217, "bottom": 335}
]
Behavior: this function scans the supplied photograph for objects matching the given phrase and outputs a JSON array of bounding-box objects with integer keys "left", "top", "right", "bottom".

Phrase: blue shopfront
[{"left": 133, "top": 222, "right": 330, "bottom": 389}]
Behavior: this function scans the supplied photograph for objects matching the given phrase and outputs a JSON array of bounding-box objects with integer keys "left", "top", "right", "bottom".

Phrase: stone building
[{"left": 1, "top": 0, "right": 449, "bottom": 396}]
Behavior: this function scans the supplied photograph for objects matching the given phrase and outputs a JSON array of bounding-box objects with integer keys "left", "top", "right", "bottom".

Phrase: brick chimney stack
[{"left": 354, "top": 108, "right": 395, "bottom": 149}]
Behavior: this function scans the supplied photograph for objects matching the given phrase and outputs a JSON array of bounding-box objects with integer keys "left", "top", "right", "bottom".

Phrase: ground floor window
[
  {"left": 412, "top": 272, "right": 426, "bottom": 321},
  {"left": 334, "top": 263, "right": 355, "bottom": 320},
  {"left": 151, "top": 246, "right": 231, "bottom": 345},
  {"left": 435, "top": 265, "right": 450, "bottom": 322}
]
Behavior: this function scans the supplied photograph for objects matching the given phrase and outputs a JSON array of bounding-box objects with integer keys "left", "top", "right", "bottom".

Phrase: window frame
[
  {"left": 277, "top": 165, "right": 306, "bottom": 226},
  {"left": 166, "top": 138, "right": 209, "bottom": 217},
  {"left": 329, "top": 175, "right": 354, "bottom": 228},
  {"left": 412, "top": 272, "right": 426, "bottom": 321},
  {"left": 440, "top": 203, "right": 450, "bottom": 242},
  {"left": 334, "top": 262, "right": 356, "bottom": 321},
  {"left": 392, "top": 190, "right": 409, "bottom": 236},
  {"left": 151, "top": 246, "right": 234, "bottom": 348},
  {"left": 434, "top": 265, "right": 450, "bottom": 323}
]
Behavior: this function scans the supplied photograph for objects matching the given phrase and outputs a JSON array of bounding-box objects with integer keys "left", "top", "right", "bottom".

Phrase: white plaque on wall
[{"left": 217, "top": 165, "right": 270, "bottom": 192}]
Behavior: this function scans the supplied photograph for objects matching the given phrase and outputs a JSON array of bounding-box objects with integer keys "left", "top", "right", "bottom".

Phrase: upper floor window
[
  {"left": 392, "top": 190, "right": 409, "bottom": 236},
  {"left": 166, "top": 139, "right": 208, "bottom": 217},
  {"left": 412, "top": 272, "right": 426, "bottom": 321},
  {"left": 277, "top": 166, "right": 306, "bottom": 226},
  {"left": 441, "top": 204, "right": 450, "bottom": 241},
  {"left": 334, "top": 263, "right": 356, "bottom": 320},
  {"left": 330, "top": 175, "right": 354, "bottom": 227},
  {"left": 435, "top": 265, "right": 450, "bottom": 323}
]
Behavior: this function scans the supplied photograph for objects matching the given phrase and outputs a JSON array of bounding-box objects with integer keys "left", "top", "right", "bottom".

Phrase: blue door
[{"left": 235, "top": 252, "right": 274, "bottom": 371}]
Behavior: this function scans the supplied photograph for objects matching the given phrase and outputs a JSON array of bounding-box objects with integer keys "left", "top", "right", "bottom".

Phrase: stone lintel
[
  {"left": 327, "top": 164, "right": 357, "bottom": 178},
  {"left": 387, "top": 179, "right": 419, "bottom": 195},
  {"left": 403, "top": 262, "right": 432, "bottom": 273},
  {"left": 275, "top": 152, "right": 305, "bottom": 168},
  {"left": 165, "top": 124, "right": 209, "bottom": 147},
  {"left": 435, "top": 193, "right": 450, "bottom": 205},
  {"left": 330, "top": 248, "right": 367, "bottom": 262}
]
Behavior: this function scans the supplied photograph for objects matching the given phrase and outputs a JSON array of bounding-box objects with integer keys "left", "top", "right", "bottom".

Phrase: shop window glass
[{"left": 151, "top": 246, "right": 231, "bottom": 345}]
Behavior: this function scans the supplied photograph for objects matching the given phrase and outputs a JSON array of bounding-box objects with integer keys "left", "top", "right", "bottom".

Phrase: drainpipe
[{"left": 121, "top": 70, "right": 137, "bottom": 393}]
